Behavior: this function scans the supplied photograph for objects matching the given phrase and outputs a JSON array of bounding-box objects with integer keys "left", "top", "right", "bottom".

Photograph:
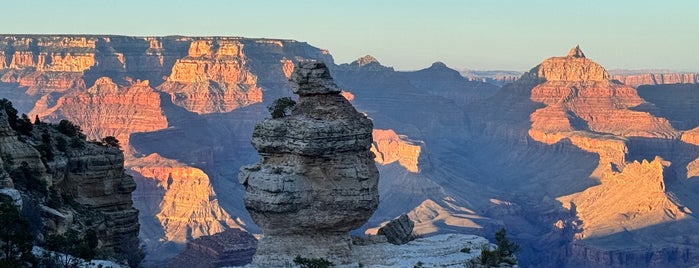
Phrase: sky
[{"left": 1, "top": 0, "right": 698, "bottom": 71}]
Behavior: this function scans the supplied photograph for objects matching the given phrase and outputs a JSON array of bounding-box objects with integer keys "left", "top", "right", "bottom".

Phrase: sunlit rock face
[
  {"left": 527, "top": 46, "right": 677, "bottom": 140},
  {"left": 30, "top": 77, "right": 168, "bottom": 149},
  {"left": 371, "top": 129, "right": 421, "bottom": 173},
  {"left": 158, "top": 39, "right": 263, "bottom": 114},
  {"left": 129, "top": 154, "right": 242, "bottom": 242},
  {"left": 239, "top": 62, "right": 379, "bottom": 266},
  {"left": 612, "top": 72, "right": 699, "bottom": 88}
]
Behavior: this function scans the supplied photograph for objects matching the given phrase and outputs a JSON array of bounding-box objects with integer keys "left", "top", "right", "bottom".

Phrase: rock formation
[
  {"left": 30, "top": 77, "right": 168, "bottom": 148},
  {"left": 167, "top": 228, "right": 257, "bottom": 268},
  {"left": 371, "top": 129, "right": 421, "bottom": 172},
  {"left": 611, "top": 72, "right": 699, "bottom": 87},
  {"left": 129, "top": 154, "right": 243, "bottom": 246},
  {"left": 377, "top": 214, "right": 414, "bottom": 245},
  {"left": 0, "top": 104, "right": 142, "bottom": 266},
  {"left": 158, "top": 39, "right": 263, "bottom": 114},
  {"left": 238, "top": 62, "right": 379, "bottom": 266},
  {"left": 527, "top": 46, "right": 677, "bottom": 141}
]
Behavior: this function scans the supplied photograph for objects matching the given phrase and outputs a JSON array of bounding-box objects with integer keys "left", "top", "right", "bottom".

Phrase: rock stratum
[
  {"left": 3, "top": 35, "right": 699, "bottom": 267},
  {"left": 0, "top": 103, "right": 142, "bottom": 266},
  {"left": 238, "top": 62, "right": 379, "bottom": 266}
]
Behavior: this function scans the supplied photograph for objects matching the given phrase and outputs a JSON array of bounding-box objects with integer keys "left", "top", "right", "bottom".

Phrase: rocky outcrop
[
  {"left": 559, "top": 157, "right": 685, "bottom": 239},
  {"left": 612, "top": 72, "right": 699, "bottom": 87},
  {"left": 528, "top": 46, "right": 676, "bottom": 139},
  {"left": 377, "top": 214, "right": 414, "bottom": 245},
  {"left": 371, "top": 129, "right": 421, "bottom": 172},
  {"left": 129, "top": 154, "right": 243, "bottom": 244},
  {"left": 238, "top": 62, "right": 379, "bottom": 266},
  {"left": 167, "top": 228, "right": 257, "bottom": 268},
  {"left": 0, "top": 106, "right": 142, "bottom": 266},
  {"left": 30, "top": 77, "right": 168, "bottom": 148},
  {"left": 352, "top": 234, "right": 491, "bottom": 267},
  {"left": 158, "top": 39, "right": 263, "bottom": 114}
]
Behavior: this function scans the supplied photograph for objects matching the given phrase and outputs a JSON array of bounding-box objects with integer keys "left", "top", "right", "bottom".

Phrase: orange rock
[
  {"left": 340, "top": 91, "right": 355, "bottom": 101},
  {"left": 371, "top": 129, "right": 422, "bottom": 173},
  {"left": 32, "top": 77, "right": 168, "bottom": 148},
  {"left": 528, "top": 46, "right": 678, "bottom": 139},
  {"left": 281, "top": 58, "right": 294, "bottom": 78},
  {"left": 558, "top": 157, "right": 683, "bottom": 239},
  {"left": 130, "top": 154, "right": 243, "bottom": 243},
  {"left": 160, "top": 39, "right": 262, "bottom": 114}
]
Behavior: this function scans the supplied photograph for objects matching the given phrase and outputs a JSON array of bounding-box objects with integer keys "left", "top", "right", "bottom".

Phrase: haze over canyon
[{"left": 1, "top": 34, "right": 699, "bottom": 267}]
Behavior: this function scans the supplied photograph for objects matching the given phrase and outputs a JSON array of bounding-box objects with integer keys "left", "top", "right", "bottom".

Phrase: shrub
[
  {"left": 45, "top": 229, "right": 97, "bottom": 261},
  {"left": 57, "top": 120, "right": 83, "bottom": 138},
  {"left": 34, "top": 143, "right": 54, "bottom": 161},
  {"left": 0, "top": 98, "right": 19, "bottom": 130},
  {"left": 293, "top": 255, "right": 334, "bottom": 268},
  {"left": 15, "top": 114, "right": 33, "bottom": 136},
  {"left": 0, "top": 203, "right": 36, "bottom": 267},
  {"left": 268, "top": 97, "right": 296, "bottom": 118},
  {"left": 70, "top": 137, "right": 84, "bottom": 149},
  {"left": 56, "top": 136, "right": 67, "bottom": 152},
  {"left": 479, "top": 228, "right": 519, "bottom": 266},
  {"left": 100, "top": 136, "right": 120, "bottom": 149}
]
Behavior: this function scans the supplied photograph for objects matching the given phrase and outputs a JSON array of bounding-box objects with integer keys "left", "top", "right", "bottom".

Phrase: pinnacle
[
  {"left": 567, "top": 45, "right": 586, "bottom": 58},
  {"left": 356, "top": 55, "right": 379, "bottom": 66}
]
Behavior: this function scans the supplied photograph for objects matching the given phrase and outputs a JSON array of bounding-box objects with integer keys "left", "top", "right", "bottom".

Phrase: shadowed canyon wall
[{"left": 2, "top": 35, "right": 699, "bottom": 267}]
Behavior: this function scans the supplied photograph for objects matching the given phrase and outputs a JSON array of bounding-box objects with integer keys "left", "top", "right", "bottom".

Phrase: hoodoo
[{"left": 238, "top": 62, "right": 379, "bottom": 266}]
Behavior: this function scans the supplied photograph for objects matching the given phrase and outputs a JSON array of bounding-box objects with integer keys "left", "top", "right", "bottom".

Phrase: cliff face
[
  {"left": 612, "top": 72, "right": 699, "bottom": 88},
  {"left": 239, "top": 62, "right": 379, "bottom": 266},
  {"left": 527, "top": 46, "right": 677, "bottom": 139},
  {"left": 30, "top": 77, "right": 168, "bottom": 148},
  {"left": 371, "top": 129, "right": 421, "bottom": 173},
  {"left": 129, "top": 154, "right": 242, "bottom": 246},
  {"left": 522, "top": 47, "right": 699, "bottom": 266},
  {"left": 0, "top": 106, "right": 142, "bottom": 266},
  {"left": 158, "top": 39, "right": 263, "bottom": 114}
]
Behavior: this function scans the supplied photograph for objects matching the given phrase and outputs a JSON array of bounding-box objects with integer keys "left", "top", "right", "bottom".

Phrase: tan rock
[{"left": 239, "top": 62, "right": 379, "bottom": 266}]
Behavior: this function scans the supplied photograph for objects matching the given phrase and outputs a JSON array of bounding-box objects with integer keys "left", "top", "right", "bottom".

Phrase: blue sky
[{"left": 2, "top": 0, "right": 698, "bottom": 71}]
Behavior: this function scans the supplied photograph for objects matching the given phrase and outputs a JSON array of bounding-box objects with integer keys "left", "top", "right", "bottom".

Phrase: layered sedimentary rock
[
  {"left": 129, "top": 154, "right": 243, "bottom": 244},
  {"left": 0, "top": 107, "right": 142, "bottom": 266},
  {"left": 377, "top": 214, "right": 414, "bottom": 245},
  {"left": 30, "top": 77, "right": 168, "bottom": 148},
  {"left": 167, "top": 228, "right": 257, "bottom": 268},
  {"left": 517, "top": 47, "right": 699, "bottom": 266},
  {"left": 158, "top": 39, "right": 263, "bottom": 114},
  {"left": 371, "top": 129, "right": 421, "bottom": 172},
  {"left": 527, "top": 46, "right": 677, "bottom": 140},
  {"left": 239, "top": 62, "right": 379, "bottom": 266},
  {"left": 612, "top": 72, "right": 699, "bottom": 87},
  {"left": 559, "top": 157, "right": 686, "bottom": 239}
]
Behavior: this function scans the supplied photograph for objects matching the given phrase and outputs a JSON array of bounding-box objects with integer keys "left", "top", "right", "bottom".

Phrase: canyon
[{"left": 1, "top": 35, "right": 699, "bottom": 267}]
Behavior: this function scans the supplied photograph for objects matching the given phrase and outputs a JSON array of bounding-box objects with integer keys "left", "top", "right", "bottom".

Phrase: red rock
[{"left": 31, "top": 76, "right": 167, "bottom": 148}]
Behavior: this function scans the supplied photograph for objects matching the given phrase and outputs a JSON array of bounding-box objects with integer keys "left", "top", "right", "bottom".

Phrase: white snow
[{"left": 351, "top": 233, "right": 490, "bottom": 267}]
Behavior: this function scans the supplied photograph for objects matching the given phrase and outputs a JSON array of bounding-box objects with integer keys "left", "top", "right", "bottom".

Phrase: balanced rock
[
  {"left": 239, "top": 62, "right": 379, "bottom": 266},
  {"left": 377, "top": 214, "right": 415, "bottom": 245}
]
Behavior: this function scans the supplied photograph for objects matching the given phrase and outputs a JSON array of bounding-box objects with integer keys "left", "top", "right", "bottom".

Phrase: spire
[{"left": 567, "top": 45, "right": 586, "bottom": 58}]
